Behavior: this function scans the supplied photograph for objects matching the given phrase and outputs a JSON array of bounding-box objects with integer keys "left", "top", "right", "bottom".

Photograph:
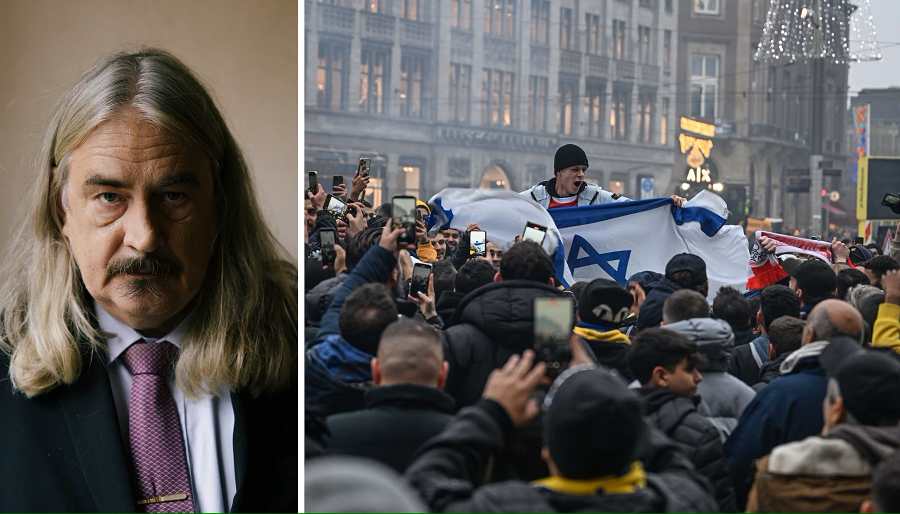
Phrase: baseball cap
[
  {"left": 665, "top": 254, "right": 707, "bottom": 287},
  {"left": 820, "top": 337, "right": 900, "bottom": 426},
  {"left": 543, "top": 366, "right": 646, "bottom": 479},
  {"left": 578, "top": 278, "right": 634, "bottom": 327}
]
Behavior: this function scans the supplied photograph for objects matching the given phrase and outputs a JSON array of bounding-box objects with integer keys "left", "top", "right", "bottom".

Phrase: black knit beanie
[
  {"left": 554, "top": 144, "right": 589, "bottom": 173},
  {"left": 543, "top": 366, "right": 646, "bottom": 478}
]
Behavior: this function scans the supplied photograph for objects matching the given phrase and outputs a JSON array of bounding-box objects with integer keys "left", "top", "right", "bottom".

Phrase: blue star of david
[{"left": 566, "top": 235, "right": 632, "bottom": 285}]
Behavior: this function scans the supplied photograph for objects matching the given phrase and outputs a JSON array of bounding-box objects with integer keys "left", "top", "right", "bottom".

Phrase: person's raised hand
[
  {"left": 351, "top": 173, "right": 370, "bottom": 201},
  {"left": 416, "top": 219, "right": 428, "bottom": 243},
  {"left": 307, "top": 184, "right": 327, "bottom": 211},
  {"left": 333, "top": 244, "right": 347, "bottom": 274},
  {"left": 569, "top": 333, "right": 594, "bottom": 368},
  {"left": 379, "top": 218, "right": 405, "bottom": 255},
  {"left": 336, "top": 218, "right": 349, "bottom": 241},
  {"left": 333, "top": 182, "right": 348, "bottom": 200},
  {"left": 466, "top": 223, "right": 482, "bottom": 233},
  {"left": 346, "top": 203, "right": 367, "bottom": 238},
  {"left": 831, "top": 238, "right": 850, "bottom": 263},
  {"left": 883, "top": 269, "right": 900, "bottom": 305},
  {"left": 482, "top": 350, "right": 546, "bottom": 427},
  {"left": 409, "top": 274, "right": 437, "bottom": 319},
  {"left": 758, "top": 235, "right": 778, "bottom": 254},
  {"left": 398, "top": 249, "right": 413, "bottom": 283},
  {"left": 670, "top": 195, "right": 687, "bottom": 208},
  {"left": 628, "top": 282, "right": 647, "bottom": 315}
]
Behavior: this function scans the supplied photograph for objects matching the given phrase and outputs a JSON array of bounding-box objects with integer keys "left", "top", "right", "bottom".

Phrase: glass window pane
[
  {"left": 706, "top": 56, "right": 718, "bottom": 77},
  {"left": 692, "top": 55, "right": 703, "bottom": 76},
  {"left": 690, "top": 84, "right": 702, "bottom": 117},
  {"left": 705, "top": 84, "right": 717, "bottom": 118}
]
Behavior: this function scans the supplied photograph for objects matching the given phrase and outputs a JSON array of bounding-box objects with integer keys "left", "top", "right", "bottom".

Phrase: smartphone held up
[
  {"left": 392, "top": 195, "right": 417, "bottom": 245},
  {"left": 533, "top": 297, "right": 574, "bottom": 379},
  {"left": 409, "top": 262, "right": 432, "bottom": 298}
]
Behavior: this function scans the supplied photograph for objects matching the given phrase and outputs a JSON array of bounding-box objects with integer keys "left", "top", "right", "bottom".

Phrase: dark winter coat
[
  {"left": 752, "top": 352, "right": 789, "bottom": 391},
  {"left": 405, "top": 399, "right": 718, "bottom": 512},
  {"left": 442, "top": 280, "right": 570, "bottom": 408},
  {"left": 729, "top": 334, "right": 769, "bottom": 387},
  {"left": 724, "top": 341, "right": 829, "bottom": 510},
  {"left": 636, "top": 277, "right": 680, "bottom": 329},
  {"left": 639, "top": 388, "right": 736, "bottom": 511},
  {"left": 325, "top": 384, "right": 455, "bottom": 472},
  {"left": 436, "top": 290, "right": 466, "bottom": 326},
  {"left": 305, "top": 245, "right": 396, "bottom": 417}
]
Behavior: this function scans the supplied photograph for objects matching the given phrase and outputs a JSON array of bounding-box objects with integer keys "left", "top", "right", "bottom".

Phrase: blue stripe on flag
[
  {"left": 673, "top": 206, "right": 727, "bottom": 237},
  {"left": 551, "top": 198, "right": 672, "bottom": 228},
  {"left": 552, "top": 234, "right": 570, "bottom": 288}
]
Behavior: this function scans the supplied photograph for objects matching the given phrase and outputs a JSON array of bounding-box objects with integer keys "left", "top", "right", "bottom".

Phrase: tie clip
[{"left": 137, "top": 493, "right": 188, "bottom": 505}]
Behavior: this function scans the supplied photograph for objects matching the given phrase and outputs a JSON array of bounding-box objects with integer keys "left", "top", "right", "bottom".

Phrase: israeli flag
[
  {"left": 427, "top": 189, "right": 576, "bottom": 285},
  {"left": 550, "top": 190, "right": 751, "bottom": 296}
]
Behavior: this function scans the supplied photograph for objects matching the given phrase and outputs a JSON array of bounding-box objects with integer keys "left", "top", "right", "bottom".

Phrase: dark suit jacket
[{"left": 0, "top": 349, "right": 297, "bottom": 512}]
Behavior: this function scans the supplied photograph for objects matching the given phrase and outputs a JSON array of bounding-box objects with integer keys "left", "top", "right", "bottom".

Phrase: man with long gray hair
[{"left": 0, "top": 49, "right": 297, "bottom": 512}]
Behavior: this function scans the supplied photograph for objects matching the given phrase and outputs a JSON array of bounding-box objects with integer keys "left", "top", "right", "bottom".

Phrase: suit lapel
[
  {"left": 58, "top": 351, "right": 135, "bottom": 512},
  {"left": 230, "top": 391, "right": 249, "bottom": 512}
]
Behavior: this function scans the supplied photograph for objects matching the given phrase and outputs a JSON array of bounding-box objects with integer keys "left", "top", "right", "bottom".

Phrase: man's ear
[
  {"left": 549, "top": 277, "right": 556, "bottom": 287},
  {"left": 371, "top": 358, "right": 382, "bottom": 386},
  {"left": 802, "top": 324, "right": 815, "bottom": 345},
  {"left": 494, "top": 271, "right": 502, "bottom": 283},
  {"left": 650, "top": 366, "right": 669, "bottom": 388},
  {"left": 437, "top": 361, "right": 449, "bottom": 390},
  {"left": 756, "top": 310, "right": 765, "bottom": 332}
]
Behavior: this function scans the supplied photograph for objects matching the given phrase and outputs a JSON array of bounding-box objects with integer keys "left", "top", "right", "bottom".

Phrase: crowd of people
[{"left": 304, "top": 144, "right": 900, "bottom": 513}]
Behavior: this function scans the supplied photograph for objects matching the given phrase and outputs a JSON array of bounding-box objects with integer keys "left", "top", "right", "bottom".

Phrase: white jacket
[{"left": 518, "top": 179, "right": 629, "bottom": 208}]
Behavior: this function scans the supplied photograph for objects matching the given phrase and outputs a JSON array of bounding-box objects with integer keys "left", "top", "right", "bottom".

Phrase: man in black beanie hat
[
  {"left": 520, "top": 144, "right": 686, "bottom": 210},
  {"left": 405, "top": 350, "right": 718, "bottom": 512}
]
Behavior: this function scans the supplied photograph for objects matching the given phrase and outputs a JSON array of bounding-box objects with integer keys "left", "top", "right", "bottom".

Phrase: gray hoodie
[{"left": 665, "top": 317, "right": 757, "bottom": 440}]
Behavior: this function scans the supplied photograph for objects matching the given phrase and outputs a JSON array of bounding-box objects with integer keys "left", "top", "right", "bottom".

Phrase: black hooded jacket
[
  {"left": 639, "top": 388, "right": 736, "bottom": 511},
  {"left": 436, "top": 290, "right": 466, "bottom": 327},
  {"left": 636, "top": 278, "right": 680, "bottom": 329},
  {"left": 442, "top": 280, "right": 569, "bottom": 409},
  {"left": 404, "top": 399, "right": 718, "bottom": 512}
]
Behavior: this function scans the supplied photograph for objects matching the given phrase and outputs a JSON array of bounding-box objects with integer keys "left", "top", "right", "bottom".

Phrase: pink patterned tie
[{"left": 122, "top": 341, "right": 195, "bottom": 513}]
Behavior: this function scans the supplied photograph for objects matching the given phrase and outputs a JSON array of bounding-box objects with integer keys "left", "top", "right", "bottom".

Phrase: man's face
[
  {"left": 305, "top": 199, "right": 316, "bottom": 236},
  {"left": 61, "top": 109, "right": 218, "bottom": 334},
  {"left": 661, "top": 358, "right": 702, "bottom": 397},
  {"left": 442, "top": 228, "right": 461, "bottom": 251},
  {"left": 432, "top": 232, "right": 446, "bottom": 260},
  {"left": 556, "top": 165, "right": 587, "bottom": 196},
  {"left": 486, "top": 242, "right": 502, "bottom": 270}
]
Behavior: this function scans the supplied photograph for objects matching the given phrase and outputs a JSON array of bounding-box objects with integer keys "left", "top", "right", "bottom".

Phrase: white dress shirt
[{"left": 97, "top": 305, "right": 236, "bottom": 513}]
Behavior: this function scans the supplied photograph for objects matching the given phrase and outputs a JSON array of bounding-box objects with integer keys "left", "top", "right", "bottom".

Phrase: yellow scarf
[
  {"left": 533, "top": 462, "right": 647, "bottom": 495},
  {"left": 573, "top": 326, "right": 630, "bottom": 345}
]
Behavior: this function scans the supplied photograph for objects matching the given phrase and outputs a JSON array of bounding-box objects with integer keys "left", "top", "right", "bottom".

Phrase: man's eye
[
  {"left": 163, "top": 192, "right": 187, "bottom": 203},
  {"left": 99, "top": 192, "right": 121, "bottom": 204}
]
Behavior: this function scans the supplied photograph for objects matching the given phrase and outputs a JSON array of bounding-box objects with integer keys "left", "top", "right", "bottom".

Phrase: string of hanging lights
[{"left": 754, "top": 0, "right": 881, "bottom": 64}]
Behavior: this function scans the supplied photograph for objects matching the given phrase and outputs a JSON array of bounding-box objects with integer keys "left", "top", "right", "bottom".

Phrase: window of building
[
  {"left": 401, "top": 0, "right": 422, "bottom": 20},
  {"left": 528, "top": 75, "right": 548, "bottom": 131},
  {"left": 482, "top": 69, "right": 514, "bottom": 127},
  {"left": 663, "top": 30, "right": 672, "bottom": 72},
  {"left": 638, "top": 25, "right": 652, "bottom": 64},
  {"left": 559, "top": 76, "right": 578, "bottom": 135},
  {"left": 638, "top": 90, "right": 655, "bottom": 144},
  {"left": 451, "top": 0, "right": 472, "bottom": 29},
  {"left": 690, "top": 54, "right": 718, "bottom": 120},
  {"left": 665, "top": 0, "right": 673, "bottom": 13},
  {"left": 401, "top": 164, "right": 421, "bottom": 198},
  {"left": 449, "top": 63, "right": 471, "bottom": 123},
  {"left": 694, "top": 0, "right": 720, "bottom": 15},
  {"left": 400, "top": 52, "right": 428, "bottom": 118},
  {"left": 586, "top": 80, "right": 606, "bottom": 138},
  {"left": 360, "top": 46, "right": 390, "bottom": 114},
  {"left": 610, "top": 84, "right": 630, "bottom": 140},
  {"left": 485, "top": 0, "right": 516, "bottom": 38},
  {"left": 660, "top": 97, "right": 670, "bottom": 145},
  {"left": 316, "top": 40, "right": 349, "bottom": 111},
  {"left": 586, "top": 14, "right": 602, "bottom": 55},
  {"left": 612, "top": 19, "right": 627, "bottom": 60},
  {"left": 560, "top": 8, "right": 573, "bottom": 50},
  {"left": 367, "top": 0, "right": 388, "bottom": 14},
  {"left": 530, "top": 0, "right": 550, "bottom": 45}
]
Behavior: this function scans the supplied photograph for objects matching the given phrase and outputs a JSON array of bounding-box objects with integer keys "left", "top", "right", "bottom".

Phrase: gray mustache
[{"left": 107, "top": 256, "right": 180, "bottom": 279}]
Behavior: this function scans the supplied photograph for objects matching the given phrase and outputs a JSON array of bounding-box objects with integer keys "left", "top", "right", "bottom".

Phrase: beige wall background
[{"left": 0, "top": 0, "right": 298, "bottom": 258}]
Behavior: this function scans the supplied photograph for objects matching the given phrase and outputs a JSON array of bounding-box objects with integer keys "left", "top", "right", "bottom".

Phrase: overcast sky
[{"left": 847, "top": 0, "right": 900, "bottom": 95}]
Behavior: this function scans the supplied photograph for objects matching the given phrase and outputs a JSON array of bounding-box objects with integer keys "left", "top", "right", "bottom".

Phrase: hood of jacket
[
  {"left": 436, "top": 290, "right": 466, "bottom": 325},
  {"left": 780, "top": 340, "right": 828, "bottom": 374},
  {"left": 827, "top": 422, "right": 900, "bottom": 467},
  {"left": 638, "top": 387, "right": 701, "bottom": 432},
  {"left": 451, "top": 280, "right": 568, "bottom": 350},
  {"left": 308, "top": 334, "right": 373, "bottom": 384},
  {"left": 539, "top": 177, "right": 587, "bottom": 199},
  {"left": 664, "top": 317, "right": 735, "bottom": 372},
  {"left": 305, "top": 273, "right": 347, "bottom": 325}
]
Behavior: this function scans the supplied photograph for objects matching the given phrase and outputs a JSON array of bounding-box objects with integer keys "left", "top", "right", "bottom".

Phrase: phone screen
[
  {"left": 325, "top": 195, "right": 347, "bottom": 216},
  {"left": 522, "top": 222, "right": 547, "bottom": 245},
  {"left": 534, "top": 297, "right": 574, "bottom": 378},
  {"left": 392, "top": 196, "right": 417, "bottom": 244},
  {"left": 307, "top": 171, "right": 318, "bottom": 194},
  {"left": 333, "top": 175, "right": 344, "bottom": 189},
  {"left": 470, "top": 231, "right": 486, "bottom": 257},
  {"left": 320, "top": 229, "right": 336, "bottom": 265},
  {"left": 410, "top": 263, "right": 432, "bottom": 297}
]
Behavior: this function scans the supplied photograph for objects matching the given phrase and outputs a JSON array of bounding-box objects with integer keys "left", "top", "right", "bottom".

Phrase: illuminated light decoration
[
  {"left": 681, "top": 182, "right": 691, "bottom": 191},
  {"left": 712, "top": 182, "right": 725, "bottom": 192},
  {"left": 754, "top": 0, "right": 881, "bottom": 64},
  {"left": 679, "top": 116, "right": 717, "bottom": 189}
]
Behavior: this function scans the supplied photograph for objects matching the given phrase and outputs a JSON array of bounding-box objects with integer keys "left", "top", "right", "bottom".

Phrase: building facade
[
  {"left": 305, "top": 0, "right": 680, "bottom": 206},
  {"left": 673, "top": 0, "right": 850, "bottom": 230}
]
